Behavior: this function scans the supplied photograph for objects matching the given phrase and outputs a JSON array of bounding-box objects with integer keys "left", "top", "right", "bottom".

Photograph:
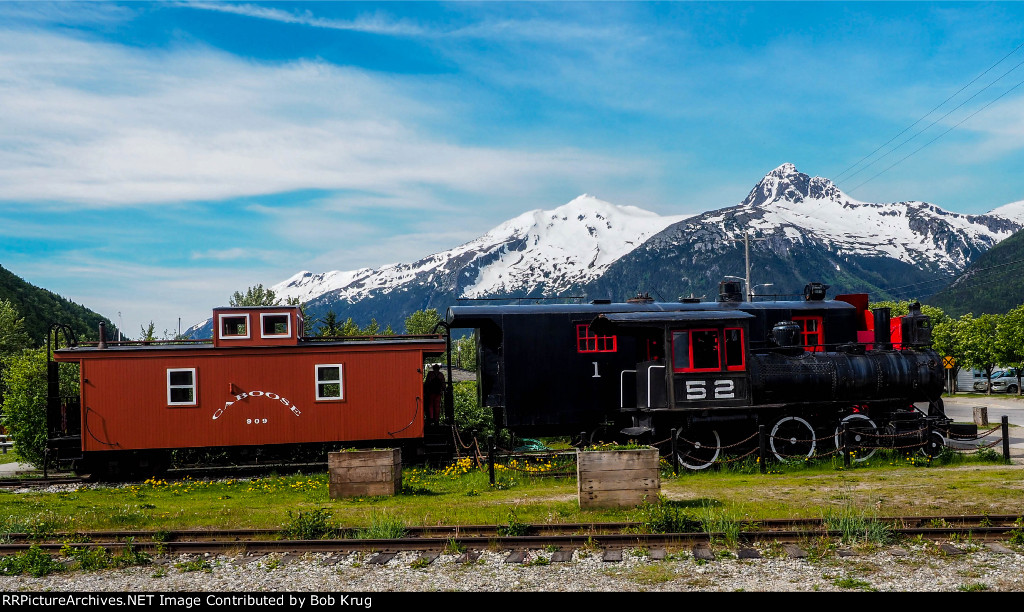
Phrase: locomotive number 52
[{"left": 684, "top": 379, "right": 735, "bottom": 400}]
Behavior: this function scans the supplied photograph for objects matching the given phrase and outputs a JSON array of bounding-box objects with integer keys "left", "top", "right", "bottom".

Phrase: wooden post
[
  {"left": 758, "top": 425, "right": 767, "bottom": 474},
  {"left": 328, "top": 449, "right": 402, "bottom": 498},
  {"left": 488, "top": 436, "right": 496, "bottom": 486},
  {"left": 974, "top": 406, "right": 989, "bottom": 427},
  {"left": 842, "top": 423, "right": 851, "bottom": 468},
  {"left": 577, "top": 448, "right": 660, "bottom": 509},
  {"left": 670, "top": 428, "right": 678, "bottom": 475},
  {"left": 1002, "top": 416, "right": 1011, "bottom": 462}
]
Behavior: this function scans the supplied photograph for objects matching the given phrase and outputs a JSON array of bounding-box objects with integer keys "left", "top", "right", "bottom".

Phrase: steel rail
[
  {"left": 3, "top": 515, "right": 1020, "bottom": 543},
  {"left": 1, "top": 526, "right": 1019, "bottom": 557}
]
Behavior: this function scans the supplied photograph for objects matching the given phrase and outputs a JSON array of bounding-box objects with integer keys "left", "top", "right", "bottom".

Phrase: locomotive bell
[{"left": 771, "top": 321, "right": 803, "bottom": 351}]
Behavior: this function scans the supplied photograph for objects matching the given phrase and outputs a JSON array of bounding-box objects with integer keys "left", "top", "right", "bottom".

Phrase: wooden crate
[
  {"left": 328, "top": 448, "right": 402, "bottom": 498},
  {"left": 577, "top": 448, "right": 660, "bottom": 509}
]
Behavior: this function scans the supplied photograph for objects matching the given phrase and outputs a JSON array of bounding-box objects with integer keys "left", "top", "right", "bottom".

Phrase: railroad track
[
  {"left": 0, "top": 476, "right": 88, "bottom": 489},
  {"left": 2, "top": 515, "right": 1019, "bottom": 557}
]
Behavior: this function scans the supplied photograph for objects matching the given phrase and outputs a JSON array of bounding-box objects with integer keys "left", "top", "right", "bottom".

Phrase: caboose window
[
  {"left": 219, "top": 314, "right": 250, "bottom": 339},
  {"left": 167, "top": 368, "right": 197, "bottom": 406},
  {"left": 316, "top": 364, "right": 344, "bottom": 401},
  {"left": 793, "top": 316, "right": 824, "bottom": 352},
  {"left": 576, "top": 324, "right": 617, "bottom": 353},
  {"left": 261, "top": 313, "right": 291, "bottom": 338}
]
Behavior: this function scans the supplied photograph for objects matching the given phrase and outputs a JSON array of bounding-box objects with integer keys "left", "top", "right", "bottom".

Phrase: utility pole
[{"left": 728, "top": 230, "right": 768, "bottom": 301}]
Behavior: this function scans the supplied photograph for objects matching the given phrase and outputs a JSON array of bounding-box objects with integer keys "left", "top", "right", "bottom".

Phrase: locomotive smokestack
[
  {"left": 98, "top": 321, "right": 107, "bottom": 349},
  {"left": 873, "top": 308, "right": 891, "bottom": 350}
]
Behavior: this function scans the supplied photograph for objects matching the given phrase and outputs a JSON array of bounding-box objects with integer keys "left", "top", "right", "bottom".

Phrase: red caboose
[{"left": 48, "top": 305, "right": 446, "bottom": 476}]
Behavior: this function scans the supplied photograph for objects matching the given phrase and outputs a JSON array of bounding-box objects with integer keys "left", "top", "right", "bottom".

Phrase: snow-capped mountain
[
  {"left": 588, "top": 163, "right": 1020, "bottom": 302},
  {"left": 272, "top": 194, "right": 689, "bottom": 313},
  {"left": 186, "top": 163, "right": 1022, "bottom": 337}
]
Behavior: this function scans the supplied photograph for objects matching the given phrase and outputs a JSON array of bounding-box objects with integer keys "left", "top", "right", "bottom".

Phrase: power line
[
  {"left": 849, "top": 72, "right": 1024, "bottom": 192},
  {"left": 843, "top": 54, "right": 1024, "bottom": 185},
  {"left": 834, "top": 39, "right": 1024, "bottom": 183}
]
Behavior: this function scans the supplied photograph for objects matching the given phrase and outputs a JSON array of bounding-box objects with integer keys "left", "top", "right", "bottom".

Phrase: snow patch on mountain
[
  {"left": 723, "top": 163, "right": 1017, "bottom": 272},
  {"left": 987, "top": 199, "right": 1024, "bottom": 225},
  {"left": 272, "top": 195, "right": 690, "bottom": 304}
]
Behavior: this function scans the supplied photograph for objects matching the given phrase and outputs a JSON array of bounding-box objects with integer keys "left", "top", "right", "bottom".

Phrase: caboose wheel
[
  {"left": 676, "top": 429, "right": 720, "bottom": 470},
  {"left": 834, "top": 414, "right": 878, "bottom": 462},
  {"left": 770, "top": 416, "right": 816, "bottom": 461},
  {"left": 919, "top": 431, "right": 946, "bottom": 458}
]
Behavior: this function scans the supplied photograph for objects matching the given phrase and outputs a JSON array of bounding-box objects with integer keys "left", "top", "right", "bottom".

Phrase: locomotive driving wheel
[
  {"left": 676, "top": 429, "right": 721, "bottom": 471},
  {"left": 770, "top": 416, "right": 817, "bottom": 461},
  {"left": 833, "top": 414, "right": 878, "bottom": 462}
]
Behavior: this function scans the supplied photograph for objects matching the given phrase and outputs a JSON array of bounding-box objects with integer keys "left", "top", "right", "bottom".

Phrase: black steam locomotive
[{"left": 445, "top": 280, "right": 949, "bottom": 469}]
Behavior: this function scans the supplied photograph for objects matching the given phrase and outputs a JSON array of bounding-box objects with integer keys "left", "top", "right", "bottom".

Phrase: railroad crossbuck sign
[{"left": 943, "top": 356, "right": 955, "bottom": 370}]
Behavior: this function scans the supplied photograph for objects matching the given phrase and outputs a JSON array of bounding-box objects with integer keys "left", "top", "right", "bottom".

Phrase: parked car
[{"left": 973, "top": 368, "right": 1020, "bottom": 393}]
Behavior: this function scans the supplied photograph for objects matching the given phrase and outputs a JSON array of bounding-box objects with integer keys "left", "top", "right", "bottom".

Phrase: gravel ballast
[{"left": 2, "top": 544, "right": 1023, "bottom": 592}]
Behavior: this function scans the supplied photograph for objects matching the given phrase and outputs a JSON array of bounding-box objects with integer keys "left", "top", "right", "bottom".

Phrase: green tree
[
  {"left": 452, "top": 334, "right": 477, "bottom": 371},
  {"left": 404, "top": 309, "right": 441, "bottom": 335},
  {"left": 229, "top": 284, "right": 281, "bottom": 307},
  {"left": 995, "top": 305, "right": 1024, "bottom": 395},
  {"left": 958, "top": 313, "right": 1001, "bottom": 395},
  {"left": 0, "top": 346, "right": 77, "bottom": 467},
  {"left": 139, "top": 321, "right": 157, "bottom": 342},
  {"left": 340, "top": 317, "right": 361, "bottom": 337},
  {"left": 229, "top": 286, "right": 311, "bottom": 336},
  {"left": 316, "top": 311, "right": 341, "bottom": 337},
  {"left": 362, "top": 319, "right": 380, "bottom": 336},
  {"left": 0, "top": 299, "right": 30, "bottom": 356}
]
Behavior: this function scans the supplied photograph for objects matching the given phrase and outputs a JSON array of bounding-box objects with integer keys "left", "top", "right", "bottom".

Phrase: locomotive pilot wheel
[
  {"left": 920, "top": 431, "right": 946, "bottom": 458},
  {"left": 770, "top": 416, "right": 817, "bottom": 462},
  {"left": 833, "top": 414, "right": 878, "bottom": 462},
  {"left": 676, "top": 429, "right": 721, "bottom": 470}
]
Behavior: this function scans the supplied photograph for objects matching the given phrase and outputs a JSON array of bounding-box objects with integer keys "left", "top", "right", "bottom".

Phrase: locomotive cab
[{"left": 591, "top": 310, "right": 754, "bottom": 413}]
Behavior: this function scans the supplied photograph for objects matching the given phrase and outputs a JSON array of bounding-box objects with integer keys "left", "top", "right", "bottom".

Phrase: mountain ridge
[{"left": 186, "top": 164, "right": 1023, "bottom": 336}]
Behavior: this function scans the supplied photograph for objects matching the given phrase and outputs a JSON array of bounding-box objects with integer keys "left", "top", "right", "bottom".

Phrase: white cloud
[{"left": 0, "top": 28, "right": 646, "bottom": 208}]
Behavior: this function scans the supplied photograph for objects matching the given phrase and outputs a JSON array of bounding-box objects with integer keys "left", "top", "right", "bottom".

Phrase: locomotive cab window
[
  {"left": 219, "top": 314, "right": 250, "bottom": 339},
  {"left": 793, "top": 315, "right": 824, "bottom": 352},
  {"left": 316, "top": 364, "right": 345, "bottom": 401},
  {"left": 576, "top": 324, "right": 617, "bottom": 353},
  {"left": 261, "top": 313, "right": 291, "bottom": 338},
  {"left": 724, "top": 327, "right": 745, "bottom": 371},
  {"left": 672, "top": 327, "right": 746, "bottom": 373},
  {"left": 167, "top": 368, "right": 197, "bottom": 406}
]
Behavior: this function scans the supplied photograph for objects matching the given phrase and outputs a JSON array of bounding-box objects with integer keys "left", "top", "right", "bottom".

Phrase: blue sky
[{"left": 3, "top": 1, "right": 1024, "bottom": 337}]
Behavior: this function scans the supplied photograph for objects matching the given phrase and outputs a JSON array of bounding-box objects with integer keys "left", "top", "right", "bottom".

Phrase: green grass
[
  {"left": 0, "top": 450, "right": 23, "bottom": 465},
  {"left": 0, "top": 452, "right": 1019, "bottom": 536}
]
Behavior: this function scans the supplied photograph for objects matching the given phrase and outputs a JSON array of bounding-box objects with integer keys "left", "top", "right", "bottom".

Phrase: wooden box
[
  {"left": 328, "top": 448, "right": 402, "bottom": 498},
  {"left": 577, "top": 448, "right": 660, "bottom": 509}
]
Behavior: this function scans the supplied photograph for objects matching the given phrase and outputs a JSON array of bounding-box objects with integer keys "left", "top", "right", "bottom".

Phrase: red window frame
[
  {"left": 576, "top": 324, "right": 617, "bottom": 353},
  {"left": 673, "top": 328, "right": 721, "bottom": 373},
  {"left": 672, "top": 327, "right": 747, "bottom": 373},
  {"left": 724, "top": 327, "right": 746, "bottom": 371},
  {"left": 793, "top": 315, "right": 824, "bottom": 352}
]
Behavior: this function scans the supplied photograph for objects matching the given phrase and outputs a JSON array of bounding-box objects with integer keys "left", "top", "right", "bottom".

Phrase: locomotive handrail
[{"left": 620, "top": 369, "right": 636, "bottom": 408}]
